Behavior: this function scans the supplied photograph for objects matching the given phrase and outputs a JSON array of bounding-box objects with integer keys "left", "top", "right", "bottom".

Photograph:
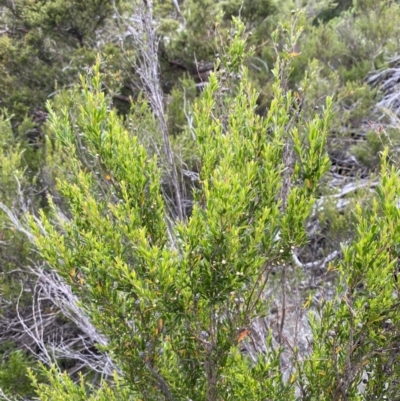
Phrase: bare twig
[
  {"left": 0, "top": 388, "right": 18, "bottom": 401},
  {"left": 8, "top": 265, "right": 119, "bottom": 377},
  {"left": 113, "top": 0, "right": 185, "bottom": 221},
  {"left": 292, "top": 249, "right": 341, "bottom": 271}
]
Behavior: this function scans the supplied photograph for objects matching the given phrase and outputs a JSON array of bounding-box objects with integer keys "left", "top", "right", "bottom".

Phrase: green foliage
[
  {"left": 352, "top": 130, "right": 384, "bottom": 169},
  {"left": 0, "top": 112, "right": 32, "bottom": 301},
  {"left": 301, "top": 150, "right": 400, "bottom": 399},
  {"left": 157, "top": 0, "right": 275, "bottom": 72},
  {"left": 0, "top": 343, "right": 45, "bottom": 398},
  {"left": 0, "top": 0, "right": 124, "bottom": 123},
  {"left": 0, "top": 350, "right": 31, "bottom": 397},
  {"left": 313, "top": 0, "right": 353, "bottom": 24},
  {"left": 352, "top": 127, "right": 400, "bottom": 171},
  {"left": 221, "top": 0, "right": 275, "bottom": 24},
  {"left": 337, "top": 81, "right": 376, "bottom": 128},
  {"left": 0, "top": 112, "right": 24, "bottom": 203},
  {"left": 29, "top": 366, "right": 132, "bottom": 401},
  {"left": 286, "top": 0, "right": 400, "bottom": 169},
  {"left": 157, "top": 0, "right": 221, "bottom": 67},
  {"left": 166, "top": 76, "right": 197, "bottom": 137},
  {"left": 220, "top": 345, "right": 291, "bottom": 400},
  {"left": 302, "top": 0, "right": 400, "bottom": 76},
  {"left": 3, "top": 1, "right": 400, "bottom": 400},
  {"left": 0, "top": 114, "right": 42, "bottom": 401},
  {"left": 26, "top": 22, "right": 333, "bottom": 399}
]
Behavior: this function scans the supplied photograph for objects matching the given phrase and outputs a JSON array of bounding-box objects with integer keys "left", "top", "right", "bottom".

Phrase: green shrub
[{"left": 25, "top": 21, "right": 333, "bottom": 400}]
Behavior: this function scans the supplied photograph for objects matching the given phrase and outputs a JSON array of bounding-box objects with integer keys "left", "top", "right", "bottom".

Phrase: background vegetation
[{"left": 1, "top": 0, "right": 400, "bottom": 400}]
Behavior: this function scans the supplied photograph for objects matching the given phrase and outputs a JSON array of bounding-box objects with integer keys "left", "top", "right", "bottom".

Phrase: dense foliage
[{"left": 1, "top": 0, "right": 400, "bottom": 400}]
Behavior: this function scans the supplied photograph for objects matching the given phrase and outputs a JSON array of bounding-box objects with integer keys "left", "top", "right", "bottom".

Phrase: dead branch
[{"left": 113, "top": 0, "right": 185, "bottom": 221}]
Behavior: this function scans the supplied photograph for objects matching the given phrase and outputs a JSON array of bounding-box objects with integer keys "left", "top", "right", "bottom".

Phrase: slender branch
[
  {"left": 292, "top": 249, "right": 341, "bottom": 271},
  {"left": 0, "top": 388, "right": 18, "bottom": 401},
  {"left": 113, "top": 0, "right": 185, "bottom": 220},
  {"left": 278, "top": 264, "right": 287, "bottom": 345}
]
